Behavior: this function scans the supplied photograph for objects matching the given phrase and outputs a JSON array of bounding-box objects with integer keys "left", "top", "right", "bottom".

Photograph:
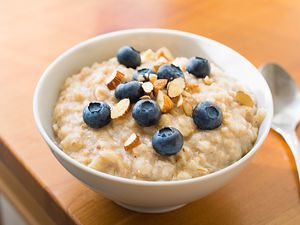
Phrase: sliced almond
[
  {"left": 185, "top": 83, "right": 200, "bottom": 92},
  {"left": 182, "top": 100, "right": 193, "bottom": 116},
  {"left": 153, "top": 79, "right": 168, "bottom": 95},
  {"left": 141, "top": 49, "right": 155, "bottom": 62},
  {"left": 149, "top": 74, "right": 158, "bottom": 83},
  {"left": 203, "top": 76, "right": 213, "bottom": 85},
  {"left": 167, "top": 77, "right": 185, "bottom": 98},
  {"left": 142, "top": 82, "right": 154, "bottom": 95},
  {"left": 155, "top": 47, "right": 174, "bottom": 61},
  {"left": 157, "top": 90, "right": 173, "bottom": 113},
  {"left": 140, "top": 95, "right": 151, "bottom": 100},
  {"left": 111, "top": 98, "right": 130, "bottom": 119},
  {"left": 176, "top": 94, "right": 184, "bottom": 107},
  {"left": 106, "top": 70, "right": 124, "bottom": 90},
  {"left": 153, "top": 56, "right": 168, "bottom": 72},
  {"left": 235, "top": 91, "right": 255, "bottom": 107},
  {"left": 124, "top": 133, "right": 140, "bottom": 151}
]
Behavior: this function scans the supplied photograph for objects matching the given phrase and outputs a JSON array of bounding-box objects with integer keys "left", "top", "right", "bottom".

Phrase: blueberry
[
  {"left": 132, "top": 68, "right": 156, "bottom": 81},
  {"left": 115, "top": 81, "right": 144, "bottom": 103},
  {"left": 83, "top": 102, "right": 111, "bottom": 128},
  {"left": 132, "top": 100, "right": 161, "bottom": 127},
  {"left": 186, "top": 57, "right": 210, "bottom": 78},
  {"left": 192, "top": 101, "right": 222, "bottom": 130},
  {"left": 117, "top": 46, "right": 141, "bottom": 69},
  {"left": 152, "top": 127, "right": 183, "bottom": 156},
  {"left": 157, "top": 64, "right": 184, "bottom": 81}
]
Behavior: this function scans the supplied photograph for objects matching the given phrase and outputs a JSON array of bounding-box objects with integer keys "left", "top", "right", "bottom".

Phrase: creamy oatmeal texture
[{"left": 52, "top": 48, "right": 265, "bottom": 181}]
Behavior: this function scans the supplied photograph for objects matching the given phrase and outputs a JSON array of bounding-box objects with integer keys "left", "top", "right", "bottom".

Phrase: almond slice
[
  {"left": 182, "top": 100, "right": 193, "bottom": 116},
  {"left": 124, "top": 133, "right": 140, "bottom": 151},
  {"left": 167, "top": 77, "right": 185, "bottom": 98},
  {"left": 153, "top": 56, "right": 168, "bottom": 71},
  {"left": 153, "top": 79, "right": 168, "bottom": 95},
  {"left": 155, "top": 47, "right": 174, "bottom": 61},
  {"left": 149, "top": 74, "right": 158, "bottom": 83},
  {"left": 142, "top": 82, "right": 154, "bottom": 95},
  {"left": 176, "top": 94, "right": 184, "bottom": 107},
  {"left": 141, "top": 49, "right": 155, "bottom": 62},
  {"left": 111, "top": 98, "right": 130, "bottom": 119},
  {"left": 140, "top": 95, "right": 151, "bottom": 100},
  {"left": 185, "top": 83, "right": 200, "bottom": 92},
  {"left": 157, "top": 90, "right": 173, "bottom": 113},
  {"left": 203, "top": 76, "right": 213, "bottom": 85},
  {"left": 235, "top": 91, "right": 254, "bottom": 107},
  {"left": 106, "top": 70, "right": 124, "bottom": 90}
]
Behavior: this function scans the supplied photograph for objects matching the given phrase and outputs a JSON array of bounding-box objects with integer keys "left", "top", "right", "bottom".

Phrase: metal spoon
[{"left": 260, "top": 63, "right": 300, "bottom": 181}]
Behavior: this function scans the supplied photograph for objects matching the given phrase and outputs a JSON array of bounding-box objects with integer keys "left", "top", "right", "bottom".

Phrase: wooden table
[{"left": 1, "top": 0, "right": 300, "bottom": 224}]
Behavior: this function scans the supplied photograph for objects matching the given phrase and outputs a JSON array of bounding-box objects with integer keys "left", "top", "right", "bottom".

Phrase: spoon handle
[{"left": 278, "top": 129, "right": 300, "bottom": 181}]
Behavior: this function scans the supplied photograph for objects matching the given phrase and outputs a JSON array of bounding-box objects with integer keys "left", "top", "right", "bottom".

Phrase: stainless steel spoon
[{"left": 260, "top": 63, "right": 300, "bottom": 181}]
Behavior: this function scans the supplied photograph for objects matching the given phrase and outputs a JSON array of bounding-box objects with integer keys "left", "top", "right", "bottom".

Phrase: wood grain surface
[{"left": 1, "top": 0, "right": 300, "bottom": 224}]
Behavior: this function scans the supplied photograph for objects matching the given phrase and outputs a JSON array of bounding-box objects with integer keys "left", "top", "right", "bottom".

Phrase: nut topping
[
  {"left": 157, "top": 90, "right": 173, "bottom": 113},
  {"left": 106, "top": 70, "right": 125, "bottom": 90},
  {"left": 182, "top": 100, "right": 193, "bottom": 116},
  {"left": 235, "top": 91, "right": 254, "bottom": 107},
  {"left": 153, "top": 56, "right": 168, "bottom": 72},
  {"left": 153, "top": 79, "right": 168, "bottom": 95},
  {"left": 124, "top": 133, "right": 140, "bottom": 151},
  {"left": 176, "top": 94, "right": 184, "bottom": 107},
  {"left": 142, "top": 82, "right": 154, "bottom": 95},
  {"left": 155, "top": 47, "right": 174, "bottom": 61},
  {"left": 111, "top": 98, "right": 130, "bottom": 119},
  {"left": 149, "top": 74, "right": 158, "bottom": 83},
  {"left": 167, "top": 77, "right": 185, "bottom": 98}
]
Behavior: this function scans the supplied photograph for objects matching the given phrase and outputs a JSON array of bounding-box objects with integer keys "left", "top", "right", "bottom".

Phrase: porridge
[{"left": 52, "top": 46, "right": 265, "bottom": 181}]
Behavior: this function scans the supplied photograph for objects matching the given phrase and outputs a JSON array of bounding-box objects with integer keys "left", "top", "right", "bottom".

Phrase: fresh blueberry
[
  {"left": 192, "top": 101, "right": 222, "bottom": 130},
  {"left": 186, "top": 57, "right": 210, "bottom": 78},
  {"left": 132, "top": 100, "right": 161, "bottom": 127},
  {"left": 152, "top": 127, "right": 183, "bottom": 156},
  {"left": 157, "top": 64, "right": 184, "bottom": 81},
  {"left": 117, "top": 46, "right": 141, "bottom": 69},
  {"left": 83, "top": 102, "right": 111, "bottom": 128},
  {"left": 115, "top": 81, "right": 144, "bottom": 103},
  {"left": 132, "top": 68, "right": 156, "bottom": 81}
]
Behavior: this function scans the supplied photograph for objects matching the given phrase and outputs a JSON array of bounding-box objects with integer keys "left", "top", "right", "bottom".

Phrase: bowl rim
[{"left": 33, "top": 28, "right": 273, "bottom": 186}]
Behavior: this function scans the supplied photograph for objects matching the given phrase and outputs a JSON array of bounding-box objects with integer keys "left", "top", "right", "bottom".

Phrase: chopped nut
[
  {"left": 235, "top": 91, "right": 255, "bottom": 107},
  {"left": 153, "top": 56, "right": 168, "bottom": 71},
  {"left": 153, "top": 79, "right": 168, "bottom": 95},
  {"left": 167, "top": 77, "right": 185, "bottom": 98},
  {"left": 176, "top": 94, "right": 184, "bottom": 107},
  {"left": 203, "top": 76, "right": 213, "bottom": 85},
  {"left": 157, "top": 90, "right": 173, "bottom": 113},
  {"left": 111, "top": 98, "right": 130, "bottom": 119},
  {"left": 140, "top": 95, "right": 151, "bottom": 100},
  {"left": 142, "top": 82, "right": 154, "bottom": 95},
  {"left": 155, "top": 47, "right": 174, "bottom": 61},
  {"left": 149, "top": 74, "right": 158, "bottom": 83},
  {"left": 106, "top": 70, "right": 124, "bottom": 90},
  {"left": 182, "top": 100, "right": 193, "bottom": 116},
  {"left": 185, "top": 83, "right": 200, "bottom": 92},
  {"left": 137, "top": 75, "right": 145, "bottom": 82},
  {"left": 141, "top": 49, "right": 155, "bottom": 62},
  {"left": 124, "top": 133, "right": 140, "bottom": 151}
]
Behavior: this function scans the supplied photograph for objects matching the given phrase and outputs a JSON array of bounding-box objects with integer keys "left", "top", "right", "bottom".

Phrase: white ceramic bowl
[{"left": 33, "top": 29, "right": 273, "bottom": 213}]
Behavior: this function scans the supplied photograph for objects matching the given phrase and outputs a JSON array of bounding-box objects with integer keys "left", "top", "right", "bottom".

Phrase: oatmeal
[{"left": 52, "top": 46, "right": 265, "bottom": 181}]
